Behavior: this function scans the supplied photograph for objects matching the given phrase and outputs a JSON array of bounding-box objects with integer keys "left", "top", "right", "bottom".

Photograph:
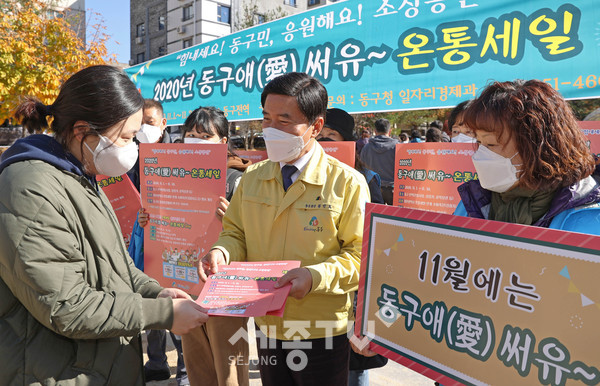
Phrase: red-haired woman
[{"left": 455, "top": 79, "right": 600, "bottom": 231}]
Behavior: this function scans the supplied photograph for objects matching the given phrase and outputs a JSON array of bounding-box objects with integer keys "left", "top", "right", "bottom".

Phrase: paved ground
[{"left": 143, "top": 319, "right": 433, "bottom": 386}]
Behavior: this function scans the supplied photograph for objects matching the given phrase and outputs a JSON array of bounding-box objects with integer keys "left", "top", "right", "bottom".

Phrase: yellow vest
[{"left": 215, "top": 144, "right": 370, "bottom": 340}]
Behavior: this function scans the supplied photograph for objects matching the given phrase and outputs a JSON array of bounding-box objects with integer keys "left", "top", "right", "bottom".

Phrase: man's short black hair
[
  {"left": 144, "top": 99, "right": 164, "bottom": 116},
  {"left": 261, "top": 72, "right": 328, "bottom": 124},
  {"left": 374, "top": 118, "right": 391, "bottom": 134}
]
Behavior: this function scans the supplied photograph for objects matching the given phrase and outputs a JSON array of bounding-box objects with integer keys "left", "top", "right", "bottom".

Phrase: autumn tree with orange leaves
[{"left": 0, "top": 0, "right": 116, "bottom": 125}]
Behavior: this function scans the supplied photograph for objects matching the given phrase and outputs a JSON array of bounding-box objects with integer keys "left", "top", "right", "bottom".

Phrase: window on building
[
  {"left": 308, "top": 0, "right": 320, "bottom": 5},
  {"left": 254, "top": 13, "right": 265, "bottom": 25},
  {"left": 183, "top": 5, "right": 193, "bottom": 21},
  {"left": 158, "top": 15, "right": 166, "bottom": 30},
  {"left": 217, "top": 5, "right": 231, "bottom": 24},
  {"left": 136, "top": 23, "right": 145, "bottom": 37},
  {"left": 183, "top": 38, "right": 193, "bottom": 49},
  {"left": 284, "top": 0, "right": 297, "bottom": 6},
  {"left": 136, "top": 52, "right": 145, "bottom": 64},
  {"left": 158, "top": 46, "right": 166, "bottom": 56}
]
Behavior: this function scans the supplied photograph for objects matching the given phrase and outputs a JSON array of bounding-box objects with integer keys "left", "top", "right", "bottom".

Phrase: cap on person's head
[{"left": 324, "top": 108, "right": 355, "bottom": 141}]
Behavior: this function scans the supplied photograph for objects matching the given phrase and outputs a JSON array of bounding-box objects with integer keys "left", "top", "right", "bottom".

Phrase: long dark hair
[
  {"left": 15, "top": 65, "right": 144, "bottom": 147},
  {"left": 182, "top": 106, "right": 236, "bottom": 154}
]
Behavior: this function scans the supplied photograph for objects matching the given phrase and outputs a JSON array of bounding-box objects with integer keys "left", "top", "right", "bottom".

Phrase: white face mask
[
  {"left": 136, "top": 124, "right": 163, "bottom": 143},
  {"left": 183, "top": 137, "right": 216, "bottom": 144},
  {"left": 452, "top": 133, "right": 477, "bottom": 143},
  {"left": 84, "top": 135, "right": 139, "bottom": 177},
  {"left": 471, "top": 145, "right": 520, "bottom": 193},
  {"left": 263, "top": 126, "right": 311, "bottom": 163}
]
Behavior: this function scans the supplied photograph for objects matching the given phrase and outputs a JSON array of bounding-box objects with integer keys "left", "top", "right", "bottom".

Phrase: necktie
[{"left": 281, "top": 165, "right": 297, "bottom": 191}]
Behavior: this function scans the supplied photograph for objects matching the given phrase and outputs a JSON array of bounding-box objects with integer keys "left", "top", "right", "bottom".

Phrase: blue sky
[{"left": 86, "top": 1, "right": 130, "bottom": 64}]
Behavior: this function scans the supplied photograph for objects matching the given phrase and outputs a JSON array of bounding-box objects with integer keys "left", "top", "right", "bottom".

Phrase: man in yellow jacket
[{"left": 199, "top": 72, "right": 370, "bottom": 385}]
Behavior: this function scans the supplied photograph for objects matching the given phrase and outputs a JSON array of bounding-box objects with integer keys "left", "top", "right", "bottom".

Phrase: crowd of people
[{"left": 1, "top": 64, "right": 599, "bottom": 386}]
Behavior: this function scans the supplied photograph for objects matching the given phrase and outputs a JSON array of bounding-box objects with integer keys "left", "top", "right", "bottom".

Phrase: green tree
[{"left": 0, "top": 0, "right": 114, "bottom": 124}]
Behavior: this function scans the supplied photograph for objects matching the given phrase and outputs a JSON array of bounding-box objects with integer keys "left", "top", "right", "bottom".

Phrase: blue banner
[{"left": 125, "top": 0, "right": 600, "bottom": 125}]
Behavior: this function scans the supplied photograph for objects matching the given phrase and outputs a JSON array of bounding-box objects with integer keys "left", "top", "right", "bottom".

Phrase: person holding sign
[
  {"left": 448, "top": 100, "right": 476, "bottom": 143},
  {"left": 200, "top": 72, "right": 370, "bottom": 386},
  {"left": 127, "top": 99, "right": 188, "bottom": 385},
  {"left": 455, "top": 79, "right": 600, "bottom": 231},
  {"left": 179, "top": 106, "right": 251, "bottom": 386},
  {"left": 317, "top": 108, "right": 384, "bottom": 205},
  {"left": 0, "top": 65, "right": 208, "bottom": 385}
]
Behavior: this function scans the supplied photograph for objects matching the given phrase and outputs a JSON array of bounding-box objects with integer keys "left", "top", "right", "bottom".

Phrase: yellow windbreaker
[{"left": 214, "top": 144, "right": 370, "bottom": 340}]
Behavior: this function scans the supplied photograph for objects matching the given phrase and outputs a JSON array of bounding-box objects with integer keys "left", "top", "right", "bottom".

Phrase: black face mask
[{"left": 317, "top": 137, "right": 335, "bottom": 142}]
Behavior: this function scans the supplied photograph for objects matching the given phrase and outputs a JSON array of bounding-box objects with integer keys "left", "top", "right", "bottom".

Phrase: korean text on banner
[
  {"left": 140, "top": 143, "right": 227, "bottom": 295},
  {"left": 196, "top": 260, "right": 301, "bottom": 317},
  {"left": 356, "top": 204, "right": 600, "bottom": 386},
  {"left": 320, "top": 141, "right": 355, "bottom": 167},
  {"left": 394, "top": 143, "right": 477, "bottom": 213},
  {"left": 126, "top": 1, "right": 600, "bottom": 123}
]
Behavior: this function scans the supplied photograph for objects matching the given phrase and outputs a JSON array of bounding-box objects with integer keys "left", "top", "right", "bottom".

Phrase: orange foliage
[{"left": 0, "top": 0, "right": 116, "bottom": 123}]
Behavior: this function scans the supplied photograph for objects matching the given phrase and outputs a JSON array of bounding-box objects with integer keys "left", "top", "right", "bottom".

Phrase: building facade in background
[
  {"left": 47, "top": 0, "right": 87, "bottom": 42},
  {"left": 129, "top": 0, "right": 339, "bottom": 66}
]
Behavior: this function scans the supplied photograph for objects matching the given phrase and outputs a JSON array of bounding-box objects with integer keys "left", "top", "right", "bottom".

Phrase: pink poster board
[
  {"left": 196, "top": 260, "right": 301, "bottom": 317},
  {"left": 140, "top": 143, "right": 227, "bottom": 295},
  {"left": 236, "top": 150, "right": 268, "bottom": 163},
  {"left": 394, "top": 143, "right": 478, "bottom": 214},
  {"left": 320, "top": 141, "right": 356, "bottom": 167},
  {"left": 97, "top": 174, "right": 141, "bottom": 247}
]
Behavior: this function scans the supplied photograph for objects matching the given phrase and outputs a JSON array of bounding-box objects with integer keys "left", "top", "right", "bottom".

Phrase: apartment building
[
  {"left": 46, "top": 0, "right": 86, "bottom": 42},
  {"left": 130, "top": 0, "right": 339, "bottom": 66}
]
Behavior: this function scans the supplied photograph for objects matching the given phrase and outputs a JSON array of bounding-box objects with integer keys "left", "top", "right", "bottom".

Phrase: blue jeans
[{"left": 348, "top": 369, "right": 369, "bottom": 386}]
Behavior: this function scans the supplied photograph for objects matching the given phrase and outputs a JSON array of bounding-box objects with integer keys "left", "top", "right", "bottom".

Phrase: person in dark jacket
[
  {"left": 0, "top": 65, "right": 208, "bottom": 385},
  {"left": 317, "top": 108, "right": 384, "bottom": 205},
  {"left": 454, "top": 79, "right": 600, "bottom": 232},
  {"left": 359, "top": 118, "right": 399, "bottom": 204}
]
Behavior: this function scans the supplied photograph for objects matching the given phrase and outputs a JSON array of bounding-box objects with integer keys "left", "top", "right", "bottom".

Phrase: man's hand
[
  {"left": 199, "top": 249, "right": 226, "bottom": 282},
  {"left": 350, "top": 335, "right": 378, "bottom": 357},
  {"left": 138, "top": 208, "right": 149, "bottom": 228},
  {"left": 170, "top": 299, "right": 208, "bottom": 335},
  {"left": 275, "top": 267, "right": 313, "bottom": 299},
  {"left": 158, "top": 287, "right": 192, "bottom": 300},
  {"left": 216, "top": 196, "right": 229, "bottom": 221}
]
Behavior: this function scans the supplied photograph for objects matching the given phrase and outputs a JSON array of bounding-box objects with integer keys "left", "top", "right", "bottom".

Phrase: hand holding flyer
[{"left": 195, "top": 261, "right": 301, "bottom": 317}]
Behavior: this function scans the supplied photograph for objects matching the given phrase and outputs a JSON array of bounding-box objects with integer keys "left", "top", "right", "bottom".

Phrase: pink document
[{"left": 196, "top": 260, "right": 301, "bottom": 317}]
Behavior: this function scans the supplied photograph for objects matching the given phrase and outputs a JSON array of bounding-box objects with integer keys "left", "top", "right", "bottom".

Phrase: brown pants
[{"left": 182, "top": 316, "right": 249, "bottom": 386}]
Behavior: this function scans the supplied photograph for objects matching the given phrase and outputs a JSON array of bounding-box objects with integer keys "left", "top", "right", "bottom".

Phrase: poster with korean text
[
  {"left": 394, "top": 143, "right": 477, "bottom": 213},
  {"left": 140, "top": 143, "right": 227, "bottom": 294},
  {"left": 126, "top": 1, "right": 600, "bottom": 123},
  {"left": 236, "top": 150, "right": 268, "bottom": 163},
  {"left": 356, "top": 204, "right": 600, "bottom": 385},
  {"left": 97, "top": 174, "right": 141, "bottom": 247},
  {"left": 579, "top": 121, "right": 600, "bottom": 158},
  {"left": 319, "top": 141, "right": 355, "bottom": 167}
]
